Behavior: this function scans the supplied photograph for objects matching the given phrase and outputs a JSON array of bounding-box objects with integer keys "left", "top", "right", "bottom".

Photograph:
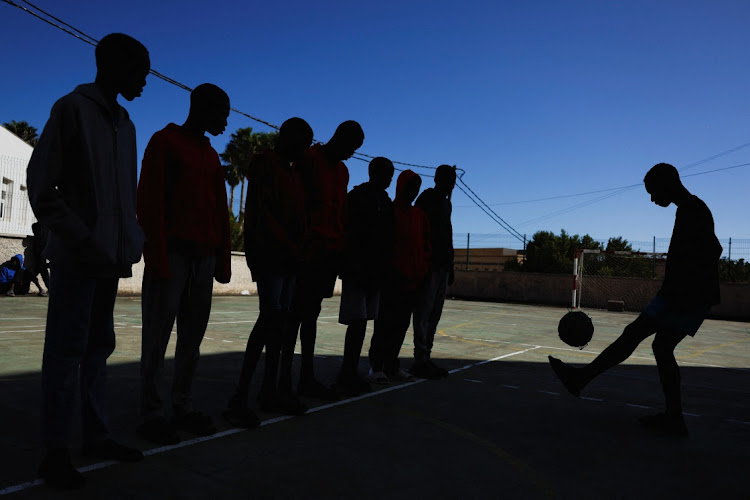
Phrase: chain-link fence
[
  {"left": 0, "top": 155, "right": 35, "bottom": 237},
  {"left": 454, "top": 232, "right": 750, "bottom": 276}
]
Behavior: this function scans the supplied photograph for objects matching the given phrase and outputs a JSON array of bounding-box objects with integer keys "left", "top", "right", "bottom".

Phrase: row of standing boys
[{"left": 24, "top": 34, "right": 456, "bottom": 490}]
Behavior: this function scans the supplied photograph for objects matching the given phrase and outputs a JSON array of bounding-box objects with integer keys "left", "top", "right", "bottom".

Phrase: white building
[{"left": 0, "top": 125, "right": 35, "bottom": 237}]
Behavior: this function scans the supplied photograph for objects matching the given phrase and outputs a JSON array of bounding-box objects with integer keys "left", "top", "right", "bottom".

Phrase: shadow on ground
[{"left": 1, "top": 350, "right": 749, "bottom": 499}]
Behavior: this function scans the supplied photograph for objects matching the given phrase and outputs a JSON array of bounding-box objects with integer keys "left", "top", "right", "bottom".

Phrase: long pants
[
  {"left": 413, "top": 269, "right": 449, "bottom": 363},
  {"left": 41, "top": 266, "right": 118, "bottom": 448},
  {"left": 140, "top": 254, "right": 215, "bottom": 420},
  {"left": 580, "top": 313, "right": 689, "bottom": 416},
  {"left": 369, "top": 287, "right": 416, "bottom": 374},
  {"left": 234, "top": 274, "right": 295, "bottom": 404}
]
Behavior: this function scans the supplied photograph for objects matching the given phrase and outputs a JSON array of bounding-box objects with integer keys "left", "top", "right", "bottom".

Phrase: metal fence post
[
  {"left": 728, "top": 237, "right": 732, "bottom": 261},
  {"left": 466, "top": 233, "right": 470, "bottom": 271}
]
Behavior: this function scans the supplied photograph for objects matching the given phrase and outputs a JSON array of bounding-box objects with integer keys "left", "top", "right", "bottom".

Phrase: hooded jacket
[
  {"left": 244, "top": 149, "right": 306, "bottom": 279},
  {"left": 27, "top": 83, "right": 145, "bottom": 278},
  {"left": 0, "top": 254, "right": 23, "bottom": 284},
  {"left": 300, "top": 143, "right": 349, "bottom": 258},
  {"left": 137, "top": 123, "right": 232, "bottom": 283},
  {"left": 390, "top": 170, "right": 431, "bottom": 291}
]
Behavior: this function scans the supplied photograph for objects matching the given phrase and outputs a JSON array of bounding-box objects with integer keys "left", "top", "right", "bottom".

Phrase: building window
[{"left": 1, "top": 178, "right": 12, "bottom": 221}]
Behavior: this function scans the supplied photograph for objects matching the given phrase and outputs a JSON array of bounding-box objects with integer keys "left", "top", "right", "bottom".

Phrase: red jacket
[
  {"left": 300, "top": 143, "right": 349, "bottom": 258},
  {"left": 391, "top": 170, "right": 431, "bottom": 290},
  {"left": 137, "top": 123, "right": 231, "bottom": 282},
  {"left": 244, "top": 149, "right": 306, "bottom": 279}
]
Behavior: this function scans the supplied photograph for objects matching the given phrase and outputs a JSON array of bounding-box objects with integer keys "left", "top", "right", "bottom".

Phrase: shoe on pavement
[
  {"left": 136, "top": 416, "right": 181, "bottom": 445},
  {"left": 367, "top": 369, "right": 390, "bottom": 385},
  {"left": 38, "top": 448, "right": 85, "bottom": 490},
  {"left": 297, "top": 378, "right": 339, "bottom": 401}
]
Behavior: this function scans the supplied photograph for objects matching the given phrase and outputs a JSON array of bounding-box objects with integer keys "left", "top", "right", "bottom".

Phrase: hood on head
[{"left": 395, "top": 169, "right": 420, "bottom": 204}]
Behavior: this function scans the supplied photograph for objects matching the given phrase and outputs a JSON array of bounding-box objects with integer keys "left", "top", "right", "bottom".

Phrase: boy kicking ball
[{"left": 549, "top": 163, "right": 722, "bottom": 437}]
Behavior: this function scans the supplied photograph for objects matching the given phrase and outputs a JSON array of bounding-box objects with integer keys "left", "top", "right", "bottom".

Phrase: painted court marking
[{"left": 0, "top": 345, "right": 541, "bottom": 496}]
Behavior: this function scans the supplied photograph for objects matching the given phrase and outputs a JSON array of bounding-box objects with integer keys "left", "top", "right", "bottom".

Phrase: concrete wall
[{"left": 447, "top": 270, "right": 750, "bottom": 321}]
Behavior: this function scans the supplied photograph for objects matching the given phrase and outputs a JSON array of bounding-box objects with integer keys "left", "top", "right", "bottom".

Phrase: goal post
[{"left": 572, "top": 249, "right": 668, "bottom": 311}]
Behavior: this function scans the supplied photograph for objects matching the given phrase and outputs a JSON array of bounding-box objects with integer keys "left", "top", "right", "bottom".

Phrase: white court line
[
  {"left": 581, "top": 396, "right": 604, "bottom": 402},
  {"left": 0, "top": 344, "right": 542, "bottom": 496},
  {"left": 727, "top": 419, "right": 750, "bottom": 425},
  {"left": 501, "top": 384, "right": 520, "bottom": 389},
  {"left": 626, "top": 403, "right": 651, "bottom": 409},
  {"left": 464, "top": 379, "right": 483, "bottom": 383},
  {"left": 538, "top": 390, "right": 560, "bottom": 396},
  {"left": 684, "top": 412, "right": 701, "bottom": 418}
]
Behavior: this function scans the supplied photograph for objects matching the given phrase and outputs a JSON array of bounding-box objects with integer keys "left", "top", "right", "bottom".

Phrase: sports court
[{"left": 1, "top": 296, "right": 748, "bottom": 498}]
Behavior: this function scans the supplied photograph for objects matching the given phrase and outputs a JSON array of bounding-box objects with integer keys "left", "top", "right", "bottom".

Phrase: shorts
[
  {"left": 644, "top": 295, "right": 710, "bottom": 337},
  {"left": 339, "top": 281, "right": 380, "bottom": 325}
]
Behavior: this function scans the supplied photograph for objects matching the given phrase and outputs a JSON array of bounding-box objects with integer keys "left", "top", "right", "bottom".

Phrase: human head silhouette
[
  {"left": 277, "top": 117, "right": 314, "bottom": 163},
  {"left": 95, "top": 33, "right": 150, "bottom": 102},
  {"left": 325, "top": 121, "right": 364, "bottom": 162},
  {"left": 434, "top": 164, "right": 456, "bottom": 198},
  {"left": 188, "top": 84, "right": 230, "bottom": 136},
  {"left": 368, "top": 157, "right": 394, "bottom": 191},
  {"left": 644, "top": 163, "right": 683, "bottom": 207}
]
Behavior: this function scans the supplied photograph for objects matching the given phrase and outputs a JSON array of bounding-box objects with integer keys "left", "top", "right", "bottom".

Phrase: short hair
[
  {"left": 644, "top": 162, "right": 680, "bottom": 188},
  {"left": 279, "top": 117, "right": 313, "bottom": 143},
  {"left": 95, "top": 33, "right": 148, "bottom": 72},
  {"left": 435, "top": 164, "right": 457, "bottom": 184},
  {"left": 332, "top": 120, "right": 364, "bottom": 145},
  {"left": 368, "top": 157, "right": 394, "bottom": 177},
  {"left": 190, "top": 83, "right": 229, "bottom": 107}
]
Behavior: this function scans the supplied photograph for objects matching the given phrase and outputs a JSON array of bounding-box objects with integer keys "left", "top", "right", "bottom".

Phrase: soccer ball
[{"left": 557, "top": 311, "right": 594, "bottom": 349}]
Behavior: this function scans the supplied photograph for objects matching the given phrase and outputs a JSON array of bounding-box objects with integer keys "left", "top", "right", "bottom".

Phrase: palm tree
[
  {"left": 223, "top": 162, "right": 240, "bottom": 215},
  {"left": 220, "top": 127, "right": 279, "bottom": 218},
  {"left": 3, "top": 120, "right": 38, "bottom": 147}
]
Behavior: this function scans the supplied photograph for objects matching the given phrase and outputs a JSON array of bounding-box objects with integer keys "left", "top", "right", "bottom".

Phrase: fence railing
[{"left": 454, "top": 233, "right": 750, "bottom": 264}]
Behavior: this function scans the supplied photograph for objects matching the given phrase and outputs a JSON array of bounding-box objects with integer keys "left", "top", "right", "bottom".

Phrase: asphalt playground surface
[{"left": 0, "top": 294, "right": 748, "bottom": 499}]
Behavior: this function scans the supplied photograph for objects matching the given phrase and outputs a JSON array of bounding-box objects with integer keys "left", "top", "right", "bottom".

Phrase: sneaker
[
  {"left": 297, "top": 378, "right": 339, "bottom": 401},
  {"left": 38, "top": 290, "right": 48, "bottom": 297},
  {"left": 548, "top": 356, "right": 582, "bottom": 397},
  {"left": 638, "top": 413, "right": 689, "bottom": 437},
  {"left": 410, "top": 361, "right": 441, "bottom": 380},
  {"left": 6, "top": 290, "right": 15, "bottom": 297},
  {"left": 38, "top": 448, "right": 85, "bottom": 490},
  {"left": 367, "top": 369, "right": 390, "bottom": 385},
  {"left": 172, "top": 411, "right": 217, "bottom": 436},
  {"left": 387, "top": 368, "right": 416, "bottom": 382},
  {"left": 223, "top": 398, "right": 262, "bottom": 428},
  {"left": 136, "top": 416, "right": 181, "bottom": 445},
  {"left": 427, "top": 360, "right": 449, "bottom": 378},
  {"left": 81, "top": 438, "right": 144, "bottom": 462}
]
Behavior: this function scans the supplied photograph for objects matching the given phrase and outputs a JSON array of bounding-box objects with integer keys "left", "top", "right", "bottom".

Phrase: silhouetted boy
[
  {"left": 368, "top": 170, "right": 430, "bottom": 384},
  {"left": 280, "top": 121, "right": 364, "bottom": 399},
  {"left": 136, "top": 84, "right": 232, "bottom": 444},
  {"left": 27, "top": 33, "right": 150, "bottom": 489},
  {"left": 335, "top": 157, "right": 395, "bottom": 396},
  {"left": 26, "top": 222, "right": 50, "bottom": 295},
  {"left": 549, "top": 163, "right": 722, "bottom": 437},
  {"left": 412, "top": 164, "right": 456, "bottom": 379},
  {"left": 223, "top": 118, "right": 313, "bottom": 426}
]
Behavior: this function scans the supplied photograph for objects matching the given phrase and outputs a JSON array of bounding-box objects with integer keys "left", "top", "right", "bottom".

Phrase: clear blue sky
[{"left": 2, "top": 0, "right": 749, "bottom": 248}]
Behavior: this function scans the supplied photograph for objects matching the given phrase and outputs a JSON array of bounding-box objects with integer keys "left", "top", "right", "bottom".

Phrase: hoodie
[
  {"left": 27, "top": 83, "right": 145, "bottom": 278},
  {"left": 0, "top": 254, "right": 23, "bottom": 284},
  {"left": 300, "top": 143, "right": 349, "bottom": 258},
  {"left": 137, "top": 123, "right": 232, "bottom": 283},
  {"left": 243, "top": 149, "right": 306, "bottom": 279},
  {"left": 390, "top": 170, "right": 431, "bottom": 291}
]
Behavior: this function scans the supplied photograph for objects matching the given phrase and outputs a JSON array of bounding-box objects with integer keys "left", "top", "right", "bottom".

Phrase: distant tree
[
  {"left": 719, "top": 258, "right": 750, "bottom": 283},
  {"left": 3, "top": 120, "right": 38, "bottom": 147},
  {"left": 223, "top": 163, "right": 240, "bottom": 215},
  {"left": 507, "top": 229, "right": 602, "bottom": 274},
  {"left": 605, "top": 236, "right": 633, "bottom": 252}
]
